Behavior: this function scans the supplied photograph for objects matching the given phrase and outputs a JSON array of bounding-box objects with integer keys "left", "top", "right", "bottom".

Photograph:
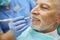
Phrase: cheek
[
  {"left": 47, "top": 11, "right": 57, "bottom": 20},
  {"left": 40, "top": 11, "right": 57, "bottom": 25}
]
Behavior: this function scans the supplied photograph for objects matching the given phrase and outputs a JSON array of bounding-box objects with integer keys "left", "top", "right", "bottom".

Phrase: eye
[{"left": 40, "top": 4, "right": 50, "bottom": 10}]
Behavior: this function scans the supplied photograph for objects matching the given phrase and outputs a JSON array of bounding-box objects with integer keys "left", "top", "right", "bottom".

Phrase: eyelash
[
  {"left": 41, "top": 6, "right": 48, "bottom": 9},
  {"left": 40, "top": 5, "right": 49, "bottom": 10}
]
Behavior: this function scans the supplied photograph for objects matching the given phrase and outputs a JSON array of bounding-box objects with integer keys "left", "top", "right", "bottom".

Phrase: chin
[
  {"left": 31, "top": 16, "right": 41, "bottom": 28},
  {"left": 32, "top": 20, "right": 41, "bottom": 28}
]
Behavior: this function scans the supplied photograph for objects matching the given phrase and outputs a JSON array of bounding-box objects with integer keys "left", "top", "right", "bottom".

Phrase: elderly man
[{"left": 11, "top": 0, "right": 60, "bottom": 40}]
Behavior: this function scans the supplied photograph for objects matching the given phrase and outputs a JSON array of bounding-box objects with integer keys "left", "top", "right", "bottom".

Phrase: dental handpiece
[{"left": 0, "top": 17, "right": 30, "bottom": 22}]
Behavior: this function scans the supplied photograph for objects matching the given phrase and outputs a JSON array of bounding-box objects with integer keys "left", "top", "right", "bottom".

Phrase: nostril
[{"left": 32, "top": 11, "right": 40, "bottom": 15}]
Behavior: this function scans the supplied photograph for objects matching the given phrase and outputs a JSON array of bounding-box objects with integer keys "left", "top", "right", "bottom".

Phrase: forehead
[{"left": 36, "top": 0, "right": 56, "bottom": 6}]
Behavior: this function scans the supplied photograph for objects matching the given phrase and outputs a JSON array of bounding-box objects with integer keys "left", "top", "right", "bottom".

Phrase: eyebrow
[
  {"left": 41, "top": 4, "right": 50, "bottom": 8},
  {"left": 36, "top": 2, "right": 51, "bottom": 8}
]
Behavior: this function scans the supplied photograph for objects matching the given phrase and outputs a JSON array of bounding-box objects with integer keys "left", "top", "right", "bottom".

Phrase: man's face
[{"left": 31, "top": 0, "right": 58, "bottom": 31}]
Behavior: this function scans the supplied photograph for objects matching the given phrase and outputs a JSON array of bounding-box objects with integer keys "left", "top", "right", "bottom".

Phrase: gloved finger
[
  {"left": 12, "top": 16, "right": 25, "bottom": 22},
  {"left": 17, "top": 24, "right": 29, "bottom": 33},
  {"left": 25, "top": 18, "right": 30, "bottom": 24},
  {"left": 15, "top": 23, "right": 26, "bottom": 30},
  {"left": 13, "top": 20, "right": 26, "bottom": 26},
  {"left": 9, "top": 22, "right": 14, "bottom": 28}
]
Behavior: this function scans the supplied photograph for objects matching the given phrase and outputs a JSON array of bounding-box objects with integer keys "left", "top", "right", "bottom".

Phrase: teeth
[{"left": 32, "top": 17, "right": 40, "bottom": 21}]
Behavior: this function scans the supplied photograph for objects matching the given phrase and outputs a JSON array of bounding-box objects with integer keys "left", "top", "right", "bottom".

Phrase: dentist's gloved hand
[{"left": 9, "top": 16, "right": 30, "bottom": 37}]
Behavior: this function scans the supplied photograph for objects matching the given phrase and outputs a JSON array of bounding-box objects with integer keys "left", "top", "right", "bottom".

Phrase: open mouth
[
  {"left": 31, "top": 16, "right": 41, "bottom": 27},
  {"left": 32, "top": 16, "right": 40, "bottom": 21}
]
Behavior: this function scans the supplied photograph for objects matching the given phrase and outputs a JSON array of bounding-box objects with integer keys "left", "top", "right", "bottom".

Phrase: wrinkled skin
[{"left": 31, "top": 0, "right": 60, "bottom": 33}]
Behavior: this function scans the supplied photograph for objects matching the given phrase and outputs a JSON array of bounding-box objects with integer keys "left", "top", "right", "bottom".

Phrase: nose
[{"left": 31, "top": 6, "right": 40, "bottom": 15}]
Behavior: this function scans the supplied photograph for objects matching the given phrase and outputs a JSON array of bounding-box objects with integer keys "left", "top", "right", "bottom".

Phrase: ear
[{"left": 57, "top": 19, "right": 60, "bottom": 24}]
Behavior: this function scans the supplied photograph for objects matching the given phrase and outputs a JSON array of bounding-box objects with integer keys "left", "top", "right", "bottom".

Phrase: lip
[{"left": 32, "top": 16, "right": 40, "bottom": 21}]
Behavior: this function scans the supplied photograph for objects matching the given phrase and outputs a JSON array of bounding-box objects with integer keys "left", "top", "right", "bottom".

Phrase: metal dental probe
[{"left": 0, "top": 17, "right": 30, "bottom": 22}]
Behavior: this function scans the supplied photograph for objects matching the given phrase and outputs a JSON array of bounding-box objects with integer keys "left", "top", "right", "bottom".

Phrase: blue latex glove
[{"left": 9, "top": 16, "right": 30, "bottom": 37}]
